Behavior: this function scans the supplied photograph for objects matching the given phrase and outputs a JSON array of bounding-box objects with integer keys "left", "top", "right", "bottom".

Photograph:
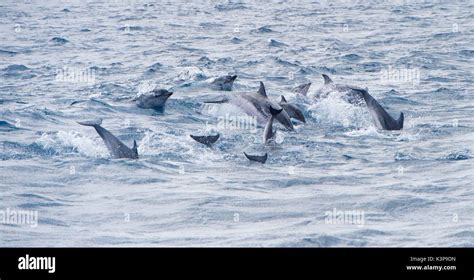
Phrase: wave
[
  {"left": 0, "top": 141, "right": 58, "bottom": 160},
  {"left": 0, "top": 120, "right": 20, "bottom": 132},
  {"left": 268, "top": 39, "right": 288, "bottom": 47},
  {"left": 438, "top": 150, "right": 470, "bottom": 161},
  {"left": 215, "top": 2, "right": 247, "bottom": 11},
  {"left": 0, "top": 49, "right": 18, "bottom": 56},
  {"left": 51, "top": 37, "right": 69, "bottom": 44},
  {"left": 253, "top": 26, "right": 273, "bottom": 33},
  {"left": 2, "top": 64, "right": 29, "bottom": 72}
]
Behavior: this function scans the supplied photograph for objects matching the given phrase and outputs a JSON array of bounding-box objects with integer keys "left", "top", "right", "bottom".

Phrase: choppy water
[{"left": 1, "top": 0, "right": 473, "bottom": 246}]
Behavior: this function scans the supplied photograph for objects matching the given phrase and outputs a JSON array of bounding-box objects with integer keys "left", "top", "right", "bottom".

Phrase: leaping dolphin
[
  {"left": 204, "top": 82, "right": 294, "bottom": 131},
  {"left": 77, "top": 120, "right": 139, "bottom": 159},
  {"left": 263, "top": 106, "right": 283, "bottom": 144},
  {"left": 209, "top": 75, "right": 237, "bottom": 91},
  {"left": 279, "top": 95, "right": 306, "bottom": 123},
  {"left": 355, "top": 89, "right": 404, "bottom": 130},
  {"left": 312, "top": 74, "right": 365, "bottom": 105},
  {"left": 134, "top": 89, "right": 173, "bottom": 112}
]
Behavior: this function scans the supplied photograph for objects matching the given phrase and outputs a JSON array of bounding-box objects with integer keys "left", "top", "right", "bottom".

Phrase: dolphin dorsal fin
[
  {"left": 133, "top": 140, "right": 137, "bottom": 149},
  {"left": 397, "top": 112, "right": 404, "bottom": 129},
  {"left": 293, "top": 83, "right": 311, "bottom": 96},
  {"left": 280, "top": 95, "right": 287, "bottom": 103},
  {"left": 258, "top": 82, "right": 267, "bottom": 97},
  {"left": 322, "top": 74, "right": 333, "bottom": 85}
]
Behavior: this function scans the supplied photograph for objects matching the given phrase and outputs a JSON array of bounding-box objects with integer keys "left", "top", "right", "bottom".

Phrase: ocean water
[{"left": 0, "top": 0, "right": 473, "bottom": 247}]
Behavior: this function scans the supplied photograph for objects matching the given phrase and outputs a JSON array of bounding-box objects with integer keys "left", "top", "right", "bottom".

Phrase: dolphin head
[
  {"left": 135, "top": 89, "right": 173, "bottom": 111},
  {"left": 210, "top": 75, "right": 237, "bottom": 91}
]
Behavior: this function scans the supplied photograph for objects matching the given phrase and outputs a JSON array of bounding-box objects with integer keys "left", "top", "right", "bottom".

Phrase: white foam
[
  {"left": 175, "top": 66, "right": 209, "bottom": 82},
  {"left": 307, "top": 93, "right": 372, "bottom": 129},
  {"left": 36, "top": 131, "right": 108, "bottom": 157},
  {"left": 135, "top": 80, "right": 157, "bottom": 99}
]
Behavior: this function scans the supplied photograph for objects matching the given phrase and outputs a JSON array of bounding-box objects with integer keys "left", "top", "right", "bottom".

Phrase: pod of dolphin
[{"left": 78, "top": 74, "right": 404, "bottom": 163}]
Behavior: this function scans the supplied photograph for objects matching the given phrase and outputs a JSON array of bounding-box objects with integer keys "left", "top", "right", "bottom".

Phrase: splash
[
  {"left": 35, "top": 131, "right": 108, "bottom": 158},
  {"left": 308, "top": 92, "right": 372, "bottom": 129}
]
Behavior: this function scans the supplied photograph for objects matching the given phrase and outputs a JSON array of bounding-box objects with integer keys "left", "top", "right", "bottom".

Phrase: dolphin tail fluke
[
  {"left": 77, "top": 119, "right": 102, "bottom": 127},
  {"left": 190, "top": 134, "right": 220, "bottom": 146},
  {"left": 244, "top": 152, "right": 268, "bottom": 164},
  {"left": 397, "top": 112, "right": 404, "bottom": 129},
  {"left": 269, "top": 106, "right": 283, "bottom": 116}
]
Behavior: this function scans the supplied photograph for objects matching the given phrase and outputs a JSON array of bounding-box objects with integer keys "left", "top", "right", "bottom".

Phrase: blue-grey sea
[{"left": 0, "top": 0, "right": 473, "bottom": 246}]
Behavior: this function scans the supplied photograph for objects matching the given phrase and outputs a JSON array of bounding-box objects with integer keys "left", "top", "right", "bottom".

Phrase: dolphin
[
  {"left": 190, "top": 134, "right": 220, "bottom": 147},
  {"left": 244, "top": 152, "right": 268, "bottom": 164},
  {"left": 134, "top": 89, "right": 173, "bottom": 112},
  {"left": 77, "top": 120, "right": 139, "bottom": 159},
  {"left": 313, "top": 74, "right": 365, "bottom": 105},
  {"left": 209, "top": 75, "right": 237, "bottom": 91},
  {"left": 263, "top": 106, "right": 283, "bottom": 144},
  {"left": 204, "top": 82, "right": 294, "bottom": 131},
  {"left": 355, "top": 89, "right": 404, "bottom": 130},
  {"left": 279, "top": 95, "right": 306, "bottom": 123}
]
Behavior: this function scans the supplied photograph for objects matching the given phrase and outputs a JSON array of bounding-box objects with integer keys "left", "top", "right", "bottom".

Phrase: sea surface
[{"left": 0, "top": 0, "right": 473, "bottom": 246}]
